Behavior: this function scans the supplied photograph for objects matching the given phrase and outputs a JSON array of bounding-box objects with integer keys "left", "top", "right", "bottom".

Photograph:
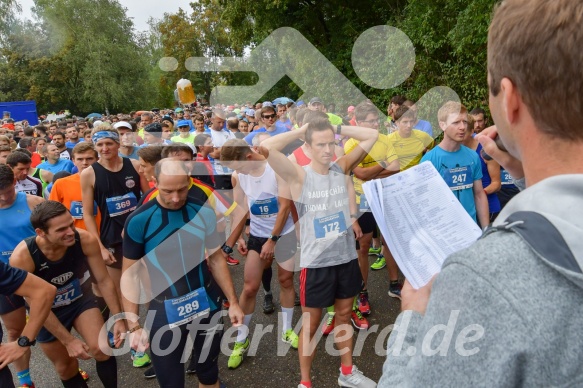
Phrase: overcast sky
[{"left": 17, "top": 0, "right": 193, "bottom": 32}]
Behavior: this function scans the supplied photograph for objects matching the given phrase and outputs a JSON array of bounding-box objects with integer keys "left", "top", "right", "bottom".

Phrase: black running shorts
[{"left": 299, "top": 259, "right": 362, "bottom": 308}]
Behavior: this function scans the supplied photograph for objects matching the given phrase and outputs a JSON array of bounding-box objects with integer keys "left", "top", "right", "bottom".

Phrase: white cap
[{"left": 114, "top": 121, "right": 132, "bottom": 130}]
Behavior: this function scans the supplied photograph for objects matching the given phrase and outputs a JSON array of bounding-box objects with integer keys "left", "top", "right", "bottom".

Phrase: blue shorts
[
  {"left": 37, "top": 292, "right": 99, "bottom": 343},
  {"left": 0, "top": 294, "right": 25, "bottom": 315}
]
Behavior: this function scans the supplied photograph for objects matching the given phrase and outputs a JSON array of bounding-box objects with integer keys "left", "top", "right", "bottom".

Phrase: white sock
[
  {"left": 236, "top": 314, "right": 253, "bottom": 343},
  {"left": 281, "top": 307, "right": 294, "bottom": 333}
]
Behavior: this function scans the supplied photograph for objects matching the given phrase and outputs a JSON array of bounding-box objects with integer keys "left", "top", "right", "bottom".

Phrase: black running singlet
[
  {"left": 92, "top": 158, "right": 141, "bottom": 247},
  {"left": 27, "top": 231, "right": 91, "bottom": 308}
]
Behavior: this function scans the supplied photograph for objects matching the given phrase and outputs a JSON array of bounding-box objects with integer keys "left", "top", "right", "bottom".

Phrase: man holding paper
[
  {"left": 379, "top": 0, "right": 583, "bottom": 386},
  {"left": 261, "top": 112, "right": 378, "bottom": 388}
]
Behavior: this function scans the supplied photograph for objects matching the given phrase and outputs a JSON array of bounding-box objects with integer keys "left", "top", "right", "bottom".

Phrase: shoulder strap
[
  {"left": 25, "top": 236, "right": 42, "bottom": 273},
  {"left": 489, "top": 211, "right": 581, "bottom": 274}
]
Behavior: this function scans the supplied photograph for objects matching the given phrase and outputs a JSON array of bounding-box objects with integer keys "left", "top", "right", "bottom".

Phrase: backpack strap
[{"left": 485, "top": 211, "right": 581, "bottom": 274}]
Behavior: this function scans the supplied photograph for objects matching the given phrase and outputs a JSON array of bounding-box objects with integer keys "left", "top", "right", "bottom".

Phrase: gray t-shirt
[{"left": 296, "top": 163, "right": 356, "bottom": 268}]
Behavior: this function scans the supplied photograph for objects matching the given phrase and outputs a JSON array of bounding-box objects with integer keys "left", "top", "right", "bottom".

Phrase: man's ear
[
  {"left": 500, "top": 78, "right": 519, "bottom": 126},
  {"left": 438, "top": 120, "right": 447, "bottom": 132}
]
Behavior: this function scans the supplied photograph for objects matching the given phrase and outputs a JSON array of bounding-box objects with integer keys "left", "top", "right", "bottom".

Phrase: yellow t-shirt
[
  {"left": 386, "top": 130, "right": 434, "bottom": 171},
  {"left": 344, "top": 134, "right": 398, "bottom": 200},
  {"left": 171, "top": 133, "right": 196, "bottom": 145}
]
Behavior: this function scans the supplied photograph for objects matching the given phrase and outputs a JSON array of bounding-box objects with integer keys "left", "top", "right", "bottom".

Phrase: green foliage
[
  {"left": 1, "top": 0, "right": 498, "bottom": 116},
  {"left": 0, "top": 0, "right": 152, "bottom": 114}
]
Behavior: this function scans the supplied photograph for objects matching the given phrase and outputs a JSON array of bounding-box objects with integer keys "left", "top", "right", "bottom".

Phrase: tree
[
  {"left": 155, "top": 1, "right": 249, "bottom": 104},
  {"left": 0, "top": 0, "right": 154, "bottom": 114}
]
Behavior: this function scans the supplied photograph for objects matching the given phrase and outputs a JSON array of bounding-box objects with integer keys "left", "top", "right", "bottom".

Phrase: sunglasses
[{"left": 262, "top": 114, "right": 276, "bottom": 119}]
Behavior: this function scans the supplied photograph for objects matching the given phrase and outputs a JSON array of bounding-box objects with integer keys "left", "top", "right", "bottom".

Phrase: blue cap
[
  {"left": 177, "top": 119, "right": 190, "bottom": 128},
  {"left": 296, "top": 101, "right": 305, "bottom": 107}
]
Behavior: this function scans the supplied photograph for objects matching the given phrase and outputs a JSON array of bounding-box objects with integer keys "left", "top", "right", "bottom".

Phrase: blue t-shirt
[
  {"left": 421, "top": 145, "right": 482, "bottom": 222},
  {"left": 275, "top": 119, "right": 292, "bottom": 132},
  {"left": 36, "top": 159, "right": 74, "bottom": 174},
  {"left": 0, "top": 192, "right": 36, "bottom": 264},
  {"left": 65, "top": 139, "right": 84, "bottom": 148},
  {"left": 414, "top": 120, "right": 433, "bottom": 138},
  {"left": 244, "top": 126, "right": 290, "bottom": 145},
  {"left": 119, "top": 147, "right": 140, "bottom": 161},
  {"left": 123, "top": 198, "right": 223, "bottom": 311}
]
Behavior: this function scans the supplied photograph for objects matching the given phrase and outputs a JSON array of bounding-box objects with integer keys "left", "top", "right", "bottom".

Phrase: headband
[{"left": 92, "top": 131, "right": 120, "bottom": 144}]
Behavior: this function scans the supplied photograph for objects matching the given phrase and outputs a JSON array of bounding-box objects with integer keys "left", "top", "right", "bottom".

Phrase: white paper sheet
[{"left": 362, "top": 162, "right": 482, "bottom": 289}]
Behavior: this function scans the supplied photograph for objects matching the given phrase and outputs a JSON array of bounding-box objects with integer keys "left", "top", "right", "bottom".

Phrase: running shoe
[
  {"left": 337, "top": 365, "right": 377, "bottom": 388},
  {"left": 370, "top": 255, "right": 386, "bottom": 270},
  {"left": 226, "top": 256, "right": 239, "bottom": 266},
  {"left": 282, "top": 329, "right": 299, "bottom": 349},
  {"left": 131, "top": 349, "right": 152, "bottom": 368},
  {"left": 368, "top": 246, "right": 382, "bottom": 256},
  {"left": 263, "top": 293, "right": 275, "bottom": 314},
  {"left": 227, "top": 338, "right": 250, "bottom": 369},
  {"left": 321, "top": 313, "right": 335, "bottom": 335},
  {"left": 357, "top": 291, "right": 371, "bottom": 316},
  {"left": 351, "top": 309, "right": 369, "bottom": 330},
  {"left": 143, "top": 367, "right": 156, "bottom": 379},
  {"left": 79, "top": 368, "right": 89, "bottom": 381},
  {"left": 388, "top": 281, "right": 403, "bottom": 300}
]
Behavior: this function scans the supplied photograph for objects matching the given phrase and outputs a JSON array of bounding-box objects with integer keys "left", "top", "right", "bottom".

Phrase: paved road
[{"left": 7, "top": 252, "right": 401, "bottom": 387}]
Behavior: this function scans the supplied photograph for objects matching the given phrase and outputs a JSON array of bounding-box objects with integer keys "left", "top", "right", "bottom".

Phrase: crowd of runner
[{"left": 0, "top": 95, "right": 521, "bottom": 388}]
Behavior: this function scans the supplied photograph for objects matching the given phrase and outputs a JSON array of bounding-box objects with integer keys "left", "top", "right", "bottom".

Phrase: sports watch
[
  {"left": 268, "top": 234, "right": 280, "bottom": 242},
  {"left": 17, "top": 336, "right": 36, "bottom": 347},
  {"left": 221, "top": 243, "right": 234, "bottom": 255}
]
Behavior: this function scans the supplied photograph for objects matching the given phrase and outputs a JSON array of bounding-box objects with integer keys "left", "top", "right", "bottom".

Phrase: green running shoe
[
  {"left": 370, "top": 255, "right": 386, "bottom": 270},
  {"left": 228, "top": 338, "right": 250, "bottom": 369},
  {"left": 282, "top": 329, "right": 299, "bottom": 349},
  {"left": 368, "top": 246, "right": 382, "bottom": 256},
  {"left": 132, "top": 351, "right": 151, "bottom": 368}
]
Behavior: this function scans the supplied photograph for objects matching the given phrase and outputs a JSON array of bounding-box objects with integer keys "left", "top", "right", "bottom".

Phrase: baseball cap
[
  {"left": 246, "top": 109, "right": 256, "bottom": 116},
  {"left": 262, "top": 101, "right": 273, "bottom": 107},
  {"left": 161, "top": 115, "right": 174, "bottom": 125},
  {"left": 175, "top": 108, "right": 184, "bottom": 113},
  {"left": 113, "top": 121, "right": 132, "bottom": 130},
  {"left": 309, "top": 97, "right": 323, "bottom": 105},
  {"left": 144, "top": 123, "right": 163, "bottom": 138},
  {"left": 212, "top": 109, "right": 226, "bottom": 120},
  {"left": 176, "top": 119, "right": 190, "bottom": 128}
]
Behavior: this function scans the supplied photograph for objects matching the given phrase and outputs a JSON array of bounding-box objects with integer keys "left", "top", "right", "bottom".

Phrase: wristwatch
[
  {"left": 350, "top": 213, "right": 359, "bottom": 219},
  {"left": 379, "top": 161, "right": 388, "bottom": 168},
  {"left": 268, "top": 234, "right": 280, "bottom": 242},
  {"left": 17, "top": 336, "right": 36, "bottom": 347},
  {"left": 221, "top": 243, "right": 234, "bottom": 255}
]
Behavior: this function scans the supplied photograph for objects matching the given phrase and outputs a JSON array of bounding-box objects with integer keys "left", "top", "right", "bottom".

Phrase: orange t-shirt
[
  {"left": 49, "top": 173, "right": 101, "bottom": 231},
  {"left": 31, "top": 153, "right": 42, "bottom": 168}
]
